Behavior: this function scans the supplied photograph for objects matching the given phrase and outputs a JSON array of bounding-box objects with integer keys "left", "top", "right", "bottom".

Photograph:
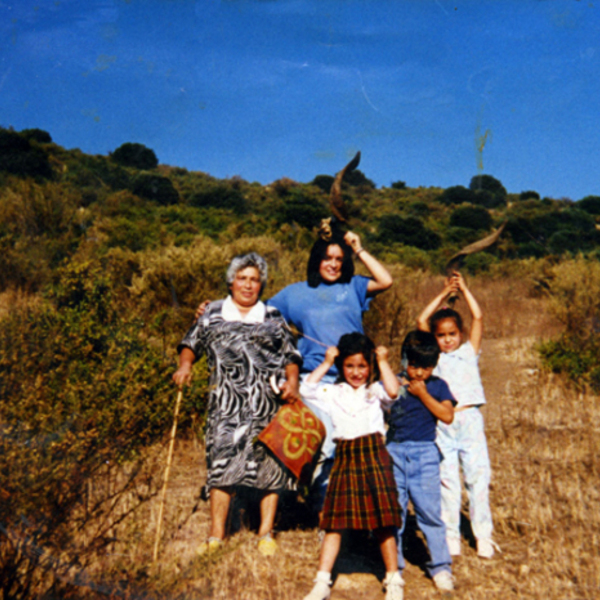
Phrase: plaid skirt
[{"left": 320, "top": 433, "right": 402, "bottom": 531}]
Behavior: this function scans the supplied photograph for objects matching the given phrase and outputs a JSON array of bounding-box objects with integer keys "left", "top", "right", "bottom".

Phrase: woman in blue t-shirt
[{"left": 268, "top": 230, "right": 392, "bottom": 513}]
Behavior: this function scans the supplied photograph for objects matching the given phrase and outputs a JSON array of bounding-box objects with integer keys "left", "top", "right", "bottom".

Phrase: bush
[
  {"left": 277, "top": 188, "right": 328, "bottom": 230},
  {"left": 520, "top": 190, "right": 540, "bottom": 201},
  {"left": 438, "top": 185, "right": 477, "bottom": 206},
  {"left": 111, "top": 142, "right": 158, "bottom": 170},
  {"left": 449, "top": 205, "right": 492, "bottom": 230},
  {"left": 577, "top": 195, "right": 600, "bottom": 216},
  {"left": 0, "top": 260, "right": 205, "bottom": 598},
  {"left": 377, "top": 214, "right": 441, "bottom": 250},
  {"left": 469, "top": 174, "right": 507, "bottom": 198},
  {"left": 20, "top": 128, "right": 52, "bottom": 144},
  {"left": 0, "top": 128, "right": 53, "bottom": 180},
  {"left": 391, "top": 180, "right": 407, "bottom": 190},
  {"left": 310, "top": 175, "right": 335, "bottom": 193},
  {"left": 131, "top": 172, "right": 179, "bottom": 205},
  {"left": 190, "top": 182, "right": 247, "bottom": 213}
]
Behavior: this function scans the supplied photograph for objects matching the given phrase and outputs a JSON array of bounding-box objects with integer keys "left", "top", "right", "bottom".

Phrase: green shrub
[
  {"left": 438, "top": 185, "right": 476, "bottom": 206},
  {"left": 0, "top": 128, "right": 53, "bottom": 180},
  {"left": 131, "top": 172, "right": 179, "bottom": 205},
  {"left": 110, "top": 142, "right": 158, "bottom": 170},
  {"left": 377, "top": 214, "right": 441, "bottom": 250},
  {"left": 449, "top": 205, "right": 492, "bottom": 230},
  {"left": 0, "top": 260, "right": 207, "bottom": 598},
  {"left": 190, "top": 182, "right": 247, "bottom": 213}
]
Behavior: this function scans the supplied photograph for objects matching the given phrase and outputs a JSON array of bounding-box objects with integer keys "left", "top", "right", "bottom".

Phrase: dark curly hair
[
  {"left": 334, "top": 332, "right": 380, "bottom": 385},
  {"left": 306, "top": 234, "right": 354, "bottom": 288}
]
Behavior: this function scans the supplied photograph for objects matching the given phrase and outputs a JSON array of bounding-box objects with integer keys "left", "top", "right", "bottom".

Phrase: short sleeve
[
  {"left": 268, "top": 309, "right": 303, "bottom": 368},
  {"left": 177, "top": 320, "right": 205, "bottom": 359},
  {"left": 267, "top": 287, "right": 291, "bottom": 322},
  {"left": 434, "top": 378, "right": 457, "bottom": 406},
  {"left": 351, "top": 275, "right": 372, "bottom": 312}
]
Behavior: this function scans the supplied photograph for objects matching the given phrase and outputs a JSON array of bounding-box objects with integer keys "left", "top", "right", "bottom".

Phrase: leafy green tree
[
  {"left": 0, "top": 128, "right": 53, "bottom": 180},
  {"left": 111, "top": 142, "right": 158, "bottom": 170},
  {"left": 277, "top": 188, "right": 328, "bottom": 229},
  {"left": 377, "top": 214, "right": 441, "bottom": 250},
  {"left": 450, "top": 205, "right": 492, "bottom": 230},
  {"left": 344, "top": 169, "right": 376, "bottom": 189},
  {"left": 131, "top": 172, "right": 179, "bottom": 205},
  {"left": 519, "top": 190, "right": 540, "bottom": 201},
  {"left": 391, "top": 180, "right": 406, "bottom": 190},
  {"left": 577, "top": 195, "right": 600, "bottom": 216},
  {"left": 310, "top": 175, "right": 335, "bottom": 193},
  {"left": 20, "top": 128, "right": 52, "bottom": 144},
  {"left": 190, "top": 182, "right": 247, "bottom": 213},
  {"left": 469, "top": 174, "right": 507, "bottom": 197},
  {"left": 438, "top": 185, "right": 477, "bottom": 206}
]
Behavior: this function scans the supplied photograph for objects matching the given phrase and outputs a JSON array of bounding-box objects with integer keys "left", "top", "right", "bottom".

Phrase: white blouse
[{"left": 300, "top": 380, "right": 394, "bottom": 441}]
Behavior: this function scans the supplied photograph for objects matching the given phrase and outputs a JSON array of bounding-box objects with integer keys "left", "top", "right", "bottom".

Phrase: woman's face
[
  {"left": 318, "top": 244, "right": 345, "bottom": 284},
  {"left": 342, "top": 353, "right": 370, "bottom": 389},
  {"left": 230, "top": 266, "right": 262, "bottom": 308}
]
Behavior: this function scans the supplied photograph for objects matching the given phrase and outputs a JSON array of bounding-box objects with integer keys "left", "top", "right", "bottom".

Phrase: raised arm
[
  {"left": 454, "top": 272, "right": 483, "bottom": 354},
  {"left": 344, "top": 231, "right": 392, "bottom": 295},
  {"left": 375, "top": 346, "right": 400, "bottom": 399},
  {"left": 416, "top": 278, "right": 457, "bottom": 332},
  {"left": 306, "top": 346, "right": 339, "bottom": 384}
]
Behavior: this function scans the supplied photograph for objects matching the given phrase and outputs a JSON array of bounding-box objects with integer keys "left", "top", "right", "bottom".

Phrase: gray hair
[{"left": 226, "top": 252, "right": 268, "bottom": 294}]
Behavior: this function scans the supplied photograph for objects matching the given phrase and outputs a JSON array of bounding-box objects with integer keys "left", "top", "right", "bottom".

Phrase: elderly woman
[{"left": 173, "top": 253, "right": 302, "bottom": 557}]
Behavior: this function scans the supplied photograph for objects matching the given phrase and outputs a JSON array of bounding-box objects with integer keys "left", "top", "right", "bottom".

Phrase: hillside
[{"left": 1, "top": 127, "right": 600, "bottom": 598}]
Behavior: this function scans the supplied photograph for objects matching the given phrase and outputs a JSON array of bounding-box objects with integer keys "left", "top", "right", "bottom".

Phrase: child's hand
[
  {"left": 375, "top": 346, "right": 389, "bottom": 362},
  {"left": 324, "top": 346, "right": 339, "bottom": 365},
  {"left": 406, "top": 378, "right": 427, "bottom": 398},
  {"left": 450, "top": 271, "right": 467, "bottom": 293}
]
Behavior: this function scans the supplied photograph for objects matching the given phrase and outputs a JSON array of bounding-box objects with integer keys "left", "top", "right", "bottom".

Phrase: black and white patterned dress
[{"left": 178, "top": 299, "right": 302, "bottom": 491}]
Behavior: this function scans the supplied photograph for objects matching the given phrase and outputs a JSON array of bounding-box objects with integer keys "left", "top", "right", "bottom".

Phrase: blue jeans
[{"left": 387, "top": 441, "right": 452, "bottom": 577}]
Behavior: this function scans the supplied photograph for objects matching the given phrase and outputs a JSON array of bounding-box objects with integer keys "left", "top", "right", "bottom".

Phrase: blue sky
[{"left": 1, "top": 0, "right": 599, "bottom": 200}]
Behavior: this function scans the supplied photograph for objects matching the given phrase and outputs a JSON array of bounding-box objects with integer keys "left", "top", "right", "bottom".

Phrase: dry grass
[{"left": 17, "top": 274, "right": 600, "bottom": 599}]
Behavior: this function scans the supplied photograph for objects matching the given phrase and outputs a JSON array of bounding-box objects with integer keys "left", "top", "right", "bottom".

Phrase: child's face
[
  {"left": 342, "top": 353, "right": 370, "bottom": 389},
  {"left": 406, "top": 363, "right": 435, "bottom": 382},
  {"left": 434, "top": 317, "right": 462, "bottom": 353}
]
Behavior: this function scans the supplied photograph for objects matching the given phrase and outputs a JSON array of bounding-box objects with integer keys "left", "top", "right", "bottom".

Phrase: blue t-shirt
[
  {"left": 387, "top": 376, "right": 456, "bottom": 444},
  {"left": 267, "top": 276, "right": 371, "bottom": 375}
]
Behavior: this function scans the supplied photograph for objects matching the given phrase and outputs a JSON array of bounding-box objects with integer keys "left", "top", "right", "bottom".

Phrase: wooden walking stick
[{"left": 153, "top": 387, "right": 183, "bottom": 562}]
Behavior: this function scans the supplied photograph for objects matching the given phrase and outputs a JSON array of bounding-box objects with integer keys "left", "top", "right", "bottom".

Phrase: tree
[
  {"left": 577, "top": 196, "right": 600, "bottom": 216},
  {"left": 438, "top": 185, "right": 477, "bottom": 206},
  {"left": 111, "top": 142, "right": 158, "bottom": 170},
  {"left": 391, "top": 180, "right": 406, "bottom": 190},
  {"left": 377, "top": 214, "right": 440, "bottom": 250},
  {"left": 310, "top": 175, "right": 335, "bottom": 194},
  {"left": 131, "top": 173, "right": 179, "bottom": 205},
  {"left": 20, "top": 128, "right": 52, "bottom": 144},
  {"left": 519, "top": 190, "right": 540, "bottom": 201},
  {"left": 0, "top": 128, "right": 53, "bottom": 180},
  {"left": 469, "top": 174, "right": 507, "bottom": 196},
  {"left": 449, "top": 205, "right": 492, "bottom": 230}
]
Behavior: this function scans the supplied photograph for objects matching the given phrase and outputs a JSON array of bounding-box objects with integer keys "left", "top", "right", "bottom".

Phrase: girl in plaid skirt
[{"left": 299, "top": 333, "right": 404, "bottom": 600}]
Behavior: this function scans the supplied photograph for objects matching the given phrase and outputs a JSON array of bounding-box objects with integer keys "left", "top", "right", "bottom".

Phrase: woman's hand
[
  {"left": 172, "top": 364, "right": 192, "bottom": 387},
  {"left": 195, "top": 300, "right": 211, "bottom": 321},
  {"left": 343, "top": 231, "right": 362, "bottom": 254},
  {"left": 279, "top": 379, "right": 300, "bottom": 403}
]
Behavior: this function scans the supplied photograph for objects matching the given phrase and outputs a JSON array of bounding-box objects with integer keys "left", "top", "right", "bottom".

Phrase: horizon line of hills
[{"left": 2, "top": 125, "right": 600, "bottom": 295}]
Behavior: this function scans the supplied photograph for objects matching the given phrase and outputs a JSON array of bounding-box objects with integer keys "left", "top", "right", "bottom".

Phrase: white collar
[{"left": 221, "top": 296, "right": 266, "bottom": 323}]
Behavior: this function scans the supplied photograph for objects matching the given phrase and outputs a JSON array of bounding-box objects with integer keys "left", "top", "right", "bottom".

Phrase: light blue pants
[
  {"left": 387, "top": 441, "right": 452, "bottom": 577},
  {"left": 436, "top": 407, "right": 493, "bottom": 541}
]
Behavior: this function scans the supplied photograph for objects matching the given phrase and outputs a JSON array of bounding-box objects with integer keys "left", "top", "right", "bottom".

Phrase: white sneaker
[
  {"left": 477, "top": 538, "right": 501, "bottom": 559},
  {"left": 303, "top": 575, "right": 331, "bottom": 600},
  {"left": 383, "top": 571, "right": 404, "bottom": 600},
  {"left": 433, "top": 570, "right": 454, "bottom": 592},
  {"left": 446, "top": 537, "right": 461, "bottom": 556}
]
